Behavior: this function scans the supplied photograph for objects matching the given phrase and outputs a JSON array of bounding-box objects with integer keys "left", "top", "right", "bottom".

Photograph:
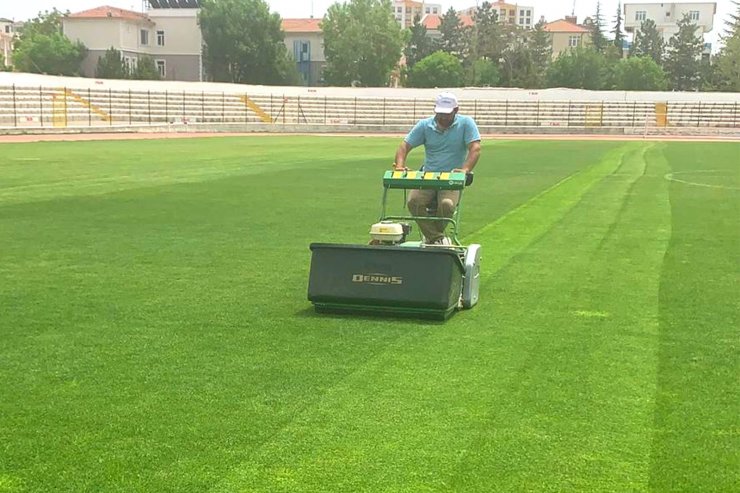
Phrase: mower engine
[{"left": 369, "top": 221, "right": 411, "bottom": 245}]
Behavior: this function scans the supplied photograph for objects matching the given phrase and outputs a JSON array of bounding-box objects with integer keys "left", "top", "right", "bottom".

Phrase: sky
[{"left": 1, "top": 0, "right": 734, "bottom": 49}]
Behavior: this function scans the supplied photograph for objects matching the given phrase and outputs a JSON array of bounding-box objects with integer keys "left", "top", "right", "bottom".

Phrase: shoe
[{"left": 426, "top": 236, "right": 452, "bottom": 246}]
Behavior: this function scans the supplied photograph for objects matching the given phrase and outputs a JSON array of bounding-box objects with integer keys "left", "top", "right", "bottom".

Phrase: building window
[
  {"left": 432, "top": 7, "right": 437, "bottom": 14},
  {"left": 569, "top": 35, "right": 579, "bottom": 47},
  {"left": 156, "top": 60, "right": 165, "bottom": 78},
  {"left": 4, "top": 25, "right": 10, "bottom": 34},
  {"left": 157, "top": 30, "right": 165, "bottom": 46},
  {"left": 500, "top": 8, "right": 506, "bottom": 17},
  {"left": 525, "top": 17, "right": 531, "bottom": 25},
  {"left": 526, "top": 10, "right": 531, "bottom": 16},
  {"left": 140, "top": 29, "right": 149, "bottom": 45},
  {"left": 689, "top": 10, "right": 700, "bottom": 21},
  {"left": 635, "top": 11, "right": 646, "bottom": 21},
  {"left": 519, "top": 18, "right": 524, "bottom": 25},
  {"left": 425, "top": 7, "right": 430, "bottom": 13}
]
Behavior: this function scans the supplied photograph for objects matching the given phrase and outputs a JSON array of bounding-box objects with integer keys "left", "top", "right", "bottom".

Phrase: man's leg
[
  {"left": 407, "top": 189, "right": 441, "bottom": 242},
  {"left": 429, "top": 190, "right": 461, "bottom": 239}
]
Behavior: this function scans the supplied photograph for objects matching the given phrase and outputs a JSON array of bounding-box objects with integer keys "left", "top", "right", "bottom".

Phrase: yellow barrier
[
  {"left": 240, "top": 95, "right": 272, "bottom": 123},
  {"left": 655, "top": 102, "right": 668, "bottom": 127}
]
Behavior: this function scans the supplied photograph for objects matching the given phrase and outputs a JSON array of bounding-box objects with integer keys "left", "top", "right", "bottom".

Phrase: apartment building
[
  {"left": 392, "top": 1, "right": 442, "bottom": 28},
  {"left": 624, "top": 2, "right": 716, "bottom": 49},
  {"left": 0, "top": 19, "right": 11, "bottom": 67},
  {"left": 460, "top": 2, "right": 535, "bottom": 28},
  {"left": 544, "top": 16, "right": 592, "bottom": 58},
  {"left": 282, "top": 18, "right": 325, "bottom": 86},
  {"left": 62, "top": 1, "right": 203, "bottom": 81}
]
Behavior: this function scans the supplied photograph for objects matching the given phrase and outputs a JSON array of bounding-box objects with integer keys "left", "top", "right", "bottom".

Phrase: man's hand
[{"left": 393, "top": 163, "right": 408, "bottom": 171}]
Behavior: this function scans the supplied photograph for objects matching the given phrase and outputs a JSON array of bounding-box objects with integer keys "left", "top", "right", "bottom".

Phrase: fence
[{"left": 1, "top": 84, "right": 739, "bottom": 131}]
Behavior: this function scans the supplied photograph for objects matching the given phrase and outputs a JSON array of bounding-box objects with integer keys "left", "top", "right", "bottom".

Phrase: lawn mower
[{"left": 307, "top": 169, "right": 481, "bottom": 320}]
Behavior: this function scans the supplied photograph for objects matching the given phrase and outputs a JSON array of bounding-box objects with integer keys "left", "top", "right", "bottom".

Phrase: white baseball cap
[{"left": 434, "top": 92, "right": 459, "bottom": 114}]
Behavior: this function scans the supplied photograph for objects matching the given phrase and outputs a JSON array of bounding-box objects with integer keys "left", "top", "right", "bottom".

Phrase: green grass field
[{"left": 0, "top": 136, "right": 737, "bottom": 492}]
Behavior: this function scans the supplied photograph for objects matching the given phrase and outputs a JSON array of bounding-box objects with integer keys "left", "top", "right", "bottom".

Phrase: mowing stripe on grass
[
  {"left": 464, "top": 143, "right": 643, "bottom": 274},
  {"left": 445, "top": 143, "right": 671, "bottom": 492},
  {"left": 210, "top": 143, "right": 668, "bottom": 492},
  {"left": 649, "top": 143, "right": 739, "bottom": 491}
]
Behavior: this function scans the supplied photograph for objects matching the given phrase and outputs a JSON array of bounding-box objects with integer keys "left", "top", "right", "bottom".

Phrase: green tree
[
  {"left": 629, "top": 18, "right": 664, "bottom": 64},
  {"left": 546, "top": 47, "right": 606, "bottom": 89},
  {"left": 613, "top": 1, "right": 624, "bottom": 50},
  {"left": 473, "top": 2, "right": 502, "bottom": 60},
  {"left": 471, "top": 58, "right": 500, "bottom": 86},
  {"left": 321, "top": 0, "right": 404, "bottom": 86},
  {"left": 200, "top": 0, "right": 296, "bottom": 85},
  {"left": 439, "top": 7, "right": 467, "bottom": 61},
  {"left": 712, "top": 1, "right": 740, "bottom": 91},
  {"left": 590, "top": 1, "right": 608, "bottom": 53},
  {"left": 96, "top": 47, "right": 128, "bottom": 79},
  {"left": 131, "top": 56, "right": 161, "bottom": 80},
  {"left": 529, "top": 19, "right": 553, "bottom": 88},
  {"left": 12, "top": 9, "right": 87, "bottom": 76},
  {"left": 664, "top": 13, "right": 704, "bottom": 91},
  {"left": 404, "top": 14, "right": 434, "bottom": 69},
  {"left": 407, "top": 50, "right": 464, "bottom": 88},
  {"left": 498, "top": 29, "right": 536, "bottom": 88},
  {"left": 613, "top": 56, "right": 667, "bottom": 90}
]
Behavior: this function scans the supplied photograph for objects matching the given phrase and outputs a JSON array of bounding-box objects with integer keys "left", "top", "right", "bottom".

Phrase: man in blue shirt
[{"left": 393, "top": 92, "right": 482, "bottom": 245}]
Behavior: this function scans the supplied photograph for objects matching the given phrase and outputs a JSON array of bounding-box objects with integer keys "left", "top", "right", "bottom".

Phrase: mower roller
[{"left": 307, "top": 170, "right": 481, "bottom": 320}]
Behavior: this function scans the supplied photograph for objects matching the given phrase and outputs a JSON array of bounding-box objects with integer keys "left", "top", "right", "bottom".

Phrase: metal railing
[{"left": 1, "top": 84, "right": 738, "bottom": 131}]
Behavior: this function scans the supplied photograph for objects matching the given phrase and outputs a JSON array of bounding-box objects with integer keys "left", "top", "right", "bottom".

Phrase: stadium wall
[{"left": 1, "top": 72, "right": 738, "bottom": 136}]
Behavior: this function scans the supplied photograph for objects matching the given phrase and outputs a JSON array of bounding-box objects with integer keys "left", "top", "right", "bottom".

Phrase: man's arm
[
  {"left": 455, "top": 140, "right": 481, "bottom": 173},
  {"left": 394, "top": 141, "right": 412, "bottom": 170}
]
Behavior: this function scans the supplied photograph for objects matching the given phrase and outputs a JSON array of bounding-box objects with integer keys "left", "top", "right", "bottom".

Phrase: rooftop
[
  {"left": 282, "top": 18, "right": 322, "bottom": 33},
  {"left": 422, "top": 13, "right": 475, "bottom": 30},
  {"left": 543, "top": 19, "right": 590, "bottom": 33},
  {"left": 68, "top": 6, "right": 151, "bottom": 22}
]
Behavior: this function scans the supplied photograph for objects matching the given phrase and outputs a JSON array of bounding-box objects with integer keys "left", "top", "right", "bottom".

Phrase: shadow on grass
[{"left": 294, "top": 307, "right": 449, "bottom": 326}]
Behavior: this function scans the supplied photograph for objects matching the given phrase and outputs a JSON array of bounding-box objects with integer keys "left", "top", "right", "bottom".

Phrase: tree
[
  {"left": 613, "top": 1, "right": 624, "bottom": 51},
  {"left": 664, "top": 13, "right": 704, "bottom": 91},
  {"left": 131, "top": 56, "right": 161, "bottom": 80},
  {"left": 629, "top": 18, "right": 664, "bottom": 65},
  {"left": 712, "top": 1, "right": 740, "bottom": 91},
  {"left": 96, "top": 47, "right": 128, "bottom": 79},
  {"left": 590, "top": 1, "right": 608, "bottom": 53},
  {"left": 546, "top": 47, "right": 606, "bottom": 89},
  {"left": 407, "top": 51, "right": 464, "bottom": 88},
  {"left": 439, "top": 7, "right": 467, "bottom": 61},
  {"left": 321, "top": 0, "right": 404, "bottom": 86},
  {"left": 200, "top": 0, "right": 296, "bottom": 85},
  {"left": 613, "top": 56, "right": 667, "bottom": 90},
  {"left": 498, "top": 28, "right": 536, "bottom": 88},
  {"left": 404, "top": 14, "right": 434, "bottom": 69},
  {"left": 473, "top": 2, "right": 503, "bottom": 60},
  {"left": 529, "top": 19, "right": 553, "bottom": 88},
  {"left": 12, "top": 9, "right": 87, "bottom": 76},
  {"left": 471, "top": 58, "right": 500, "bottom": 86}
]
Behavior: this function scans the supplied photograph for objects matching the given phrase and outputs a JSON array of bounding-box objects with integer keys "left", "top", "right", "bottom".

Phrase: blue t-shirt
[{"left": 404, "top": 115, "right": 481, "bottom": 172}]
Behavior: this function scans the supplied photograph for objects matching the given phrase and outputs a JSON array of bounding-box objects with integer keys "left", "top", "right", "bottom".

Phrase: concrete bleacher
[{"left": 0, "top": 72, "right": 738, "bottom": 134}]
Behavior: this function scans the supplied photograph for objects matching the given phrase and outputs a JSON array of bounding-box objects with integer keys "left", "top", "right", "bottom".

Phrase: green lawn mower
[{"left": 308, "top": 170, "right": 481, "bottom": 320}]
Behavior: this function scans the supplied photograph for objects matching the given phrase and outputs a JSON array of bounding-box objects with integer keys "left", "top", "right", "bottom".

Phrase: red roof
[
  {"left": 282, "top": 18, "right": 322, "bottom": 33},
  {"left": 543, "top": 19, "right": 590, "bottom": 33},
  {"left": 68, "top": 6, "right": 150, "bottom": 21},
  {"left": 422, "top": 14, "right": 474, "bottom": 30}
]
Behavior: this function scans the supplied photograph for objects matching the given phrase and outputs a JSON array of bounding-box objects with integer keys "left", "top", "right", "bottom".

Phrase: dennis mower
[{"left": 307, "top": 169, "right": 481, "bottom": 320}]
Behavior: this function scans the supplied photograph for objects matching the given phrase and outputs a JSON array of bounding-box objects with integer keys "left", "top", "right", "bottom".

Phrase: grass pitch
[{"left": 0, "top": 136, "right": 737, "bottom": 492}]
